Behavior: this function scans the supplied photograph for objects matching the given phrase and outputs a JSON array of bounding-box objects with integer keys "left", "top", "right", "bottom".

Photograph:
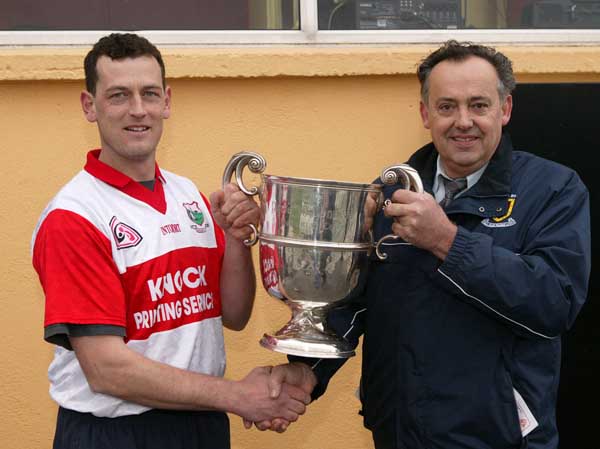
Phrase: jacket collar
[{"left": 407, "top": 132, "right": 513, "bottom": 198}]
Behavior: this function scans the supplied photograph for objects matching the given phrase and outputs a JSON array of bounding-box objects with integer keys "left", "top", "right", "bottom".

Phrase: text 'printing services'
[{"left": 133, "top": 292, "right": 215, "bottom": 330}]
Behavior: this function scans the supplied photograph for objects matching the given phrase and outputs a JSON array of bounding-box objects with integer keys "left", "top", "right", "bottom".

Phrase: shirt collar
[
  {"left": 83, "top": 149, "right": 167, "bottom": 214},
  {"left": 84, "top": 149, "right": 166, "bottom": 187},
  {"left": 432, "top": 156, "right": 488, "bottom": 203}
]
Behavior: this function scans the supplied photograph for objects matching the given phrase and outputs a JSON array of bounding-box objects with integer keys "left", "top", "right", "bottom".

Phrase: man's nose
[
  {"left": 129, "top": 94, "right": 146, "bottom": 117},
  {"left": 454, "top": 106, "right": 473, "bottom": 129}
]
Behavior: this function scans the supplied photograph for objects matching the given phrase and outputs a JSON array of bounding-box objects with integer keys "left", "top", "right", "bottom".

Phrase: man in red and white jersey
[{"left": 31, "top": 33, "right": 315, "bottom": 449}]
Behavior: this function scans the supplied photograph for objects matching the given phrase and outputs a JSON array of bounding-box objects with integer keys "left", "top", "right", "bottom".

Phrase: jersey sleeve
[{"left": 32, "top": 209, "right": 127, "bottom": 349}]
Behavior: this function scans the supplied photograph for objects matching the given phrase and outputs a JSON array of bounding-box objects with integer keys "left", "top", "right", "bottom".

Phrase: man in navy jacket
[{"left": 263, "top": 40, "right": 591, "bottom": 449}]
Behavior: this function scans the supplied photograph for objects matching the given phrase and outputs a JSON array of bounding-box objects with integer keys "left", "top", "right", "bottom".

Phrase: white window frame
[{"left": 2, "top": 0, "right": 600, "bottom": 46}]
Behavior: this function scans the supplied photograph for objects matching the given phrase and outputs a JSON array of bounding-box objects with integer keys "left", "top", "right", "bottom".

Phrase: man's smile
[
  {"left": 124, "top": 126, "right": 151, "bottom": 133},
  {"left": 450, "top": 135, "right": 478, "bottom": 142}
]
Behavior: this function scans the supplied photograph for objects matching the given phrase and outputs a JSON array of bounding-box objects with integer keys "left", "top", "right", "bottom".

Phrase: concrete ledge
[{"left": 2, "top": 45, "right": 600, "bottom": 81}]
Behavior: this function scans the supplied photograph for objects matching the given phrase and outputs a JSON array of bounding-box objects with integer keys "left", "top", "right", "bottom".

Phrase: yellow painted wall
[{"left": 2, "top": 45, "right": 599, "bottom": 449}]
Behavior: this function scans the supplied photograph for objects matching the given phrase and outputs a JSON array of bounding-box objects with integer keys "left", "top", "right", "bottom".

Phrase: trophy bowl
[{"left": 222, "top": 152, "right": 422, "bottom": 358}]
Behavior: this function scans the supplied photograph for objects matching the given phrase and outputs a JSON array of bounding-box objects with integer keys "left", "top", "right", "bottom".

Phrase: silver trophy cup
[{"left": 222, "top": 152, "right": 422, "bottom": 358}]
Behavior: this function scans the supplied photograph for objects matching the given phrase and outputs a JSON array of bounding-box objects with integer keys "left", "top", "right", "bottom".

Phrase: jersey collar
[{"left": 84, "top": 149, "right": 167, "bottom": 214}]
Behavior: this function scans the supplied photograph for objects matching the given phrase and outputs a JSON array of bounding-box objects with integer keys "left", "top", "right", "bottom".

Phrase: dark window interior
[
  {"left": 317, "top": 0, "right": 600, "bottom": 30},
  {"left": 505, "top": 83, "right": 598, "bottom": 449},
  {"left": 1, "top": 0, "right": 257, "bottom": 30}
]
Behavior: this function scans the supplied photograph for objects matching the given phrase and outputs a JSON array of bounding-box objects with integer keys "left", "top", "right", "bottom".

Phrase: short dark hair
[
  {"left": 84, "top": 33, "right": 166, "bottom": 95},
  {"left": 417, "top": 40, "right": 515, "bottom": 102}
]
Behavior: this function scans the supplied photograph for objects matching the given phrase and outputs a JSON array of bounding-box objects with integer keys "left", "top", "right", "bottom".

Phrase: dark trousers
[{"left": 53, "top": 406, "right": 230, "bottom": 449}]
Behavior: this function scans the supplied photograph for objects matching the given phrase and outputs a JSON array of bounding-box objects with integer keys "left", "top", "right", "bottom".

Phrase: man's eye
[
  {"left": 110, "top": 92, "right": 126, "bottom": 99},
  {"left": 438, "top": 104, "right": 453, "bottom": 112},
  {"left": 144, "top": 91, "right": 160, "bottom": 97},
  {"left": 472, "top": 103, "right": 489, "bottom": 110}
]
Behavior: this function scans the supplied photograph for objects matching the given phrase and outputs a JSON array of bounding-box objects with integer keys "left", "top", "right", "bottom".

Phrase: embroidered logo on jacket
[
  {"left": 183, "top": 201, "right": 209, "bottom": 233},
  {"left": 482, "top": 196, "right": 517, "bottom": 228},
  {"left": 110, "top": 216, "right": 143, "bottom": 249}
]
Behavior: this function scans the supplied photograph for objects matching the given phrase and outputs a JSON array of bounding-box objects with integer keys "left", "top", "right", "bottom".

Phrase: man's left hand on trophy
[
  {"left": 209, "top": 182, "right": 261, "bottom": 241},
  {"left": 363, "top": 191, "right": 379, "bottom": 236}
]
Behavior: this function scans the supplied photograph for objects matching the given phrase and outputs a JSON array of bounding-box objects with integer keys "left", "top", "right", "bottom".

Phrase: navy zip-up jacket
[{"left": 298, "top": 134, "right": 591, "bottom": 449}]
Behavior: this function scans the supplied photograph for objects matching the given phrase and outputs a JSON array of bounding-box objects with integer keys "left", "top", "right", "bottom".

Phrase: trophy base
[
  {"left": 260, "top": 333, "right": 355, "bottom": 358},
  {"left": 259, "top": 307, "right": 356, "bottom": 359}
]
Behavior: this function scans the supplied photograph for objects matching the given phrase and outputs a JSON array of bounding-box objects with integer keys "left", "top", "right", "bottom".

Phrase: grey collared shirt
[{"left": 432, "top": 156, "right": 488, "bottom": 204}]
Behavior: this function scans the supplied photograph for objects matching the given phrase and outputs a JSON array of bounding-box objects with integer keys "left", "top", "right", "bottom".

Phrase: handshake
[{"left": 232, "top": 362, "right": 317, "bottom": 433}]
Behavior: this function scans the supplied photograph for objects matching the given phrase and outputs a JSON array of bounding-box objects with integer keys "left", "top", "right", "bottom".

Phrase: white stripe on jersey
[
  {"left": 48, "top": 317, "right": 226, "bottom": 417},
  {"left": 33, "top": 169, "right": 218, "bottom": 274}
]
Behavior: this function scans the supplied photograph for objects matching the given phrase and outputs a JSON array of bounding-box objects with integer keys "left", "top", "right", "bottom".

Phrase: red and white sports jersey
[{"left": 31, "top": 150, "right": 226, "bottom": 417}]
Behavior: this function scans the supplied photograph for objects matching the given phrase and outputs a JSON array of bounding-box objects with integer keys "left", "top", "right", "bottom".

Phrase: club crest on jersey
[
  {"left": 183, "top": 201, "right": 210, "bottom": 233},
  {"left": 482, "top": 196, "right": 517, "bottom": 228},
  {"left": 110, "top": 216, "right": 143, "bottom": 249}
]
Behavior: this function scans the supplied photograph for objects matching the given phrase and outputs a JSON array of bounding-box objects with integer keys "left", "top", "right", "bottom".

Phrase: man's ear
[
  {"left": 501, "top": 94, "right": 513, "bottom": 126},
  {"left": 419, "top": 100, "right": 431, "bottom": 129},
  {"left": 162, "top": 85, "right": 172, "bottom": 119},
  {"left": 80, "top": 91, "right": 97, "bottom": 123}
]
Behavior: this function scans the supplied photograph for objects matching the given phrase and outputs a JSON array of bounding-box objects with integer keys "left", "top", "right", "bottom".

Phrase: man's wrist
[{"left": 433, "top": 222, "right": 458, "bottom": 260}]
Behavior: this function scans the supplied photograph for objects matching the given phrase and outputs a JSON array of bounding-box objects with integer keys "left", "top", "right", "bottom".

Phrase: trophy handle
[
  {"left": 221, "top": 151, "right": 266, "bottom": 246},
  {"left": 375, "top": 164, "right": 424, "bottom": 260}
]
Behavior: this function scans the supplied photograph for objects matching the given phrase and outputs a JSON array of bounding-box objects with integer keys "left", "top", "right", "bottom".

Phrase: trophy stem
[{"left": 259, "top": 303, "right": 356, "bottom": 359}]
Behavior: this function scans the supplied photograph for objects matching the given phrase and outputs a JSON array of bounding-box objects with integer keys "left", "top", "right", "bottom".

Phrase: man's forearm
[
  {"left": 71, "top": 335, "right": 309, "bottom": 423},
  {"left": 71, "top": 335, "right": 238, "bottom": 412},
  {"left": 219, "top": 236, "right": 256, "bottom": 330}
]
